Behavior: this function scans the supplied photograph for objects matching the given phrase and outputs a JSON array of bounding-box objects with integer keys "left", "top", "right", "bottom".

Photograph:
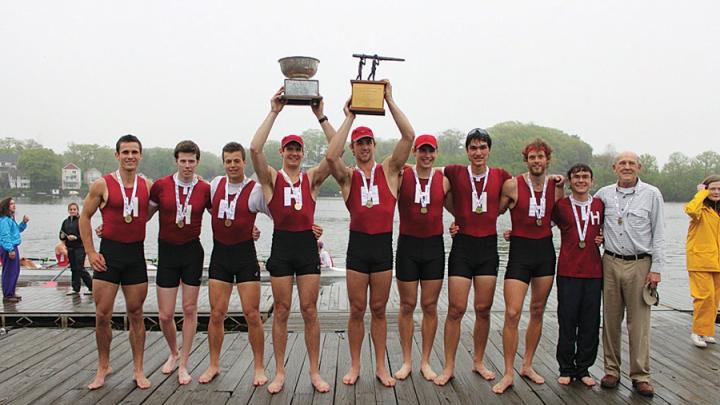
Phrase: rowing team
[{"left": 78, "top": 83, "right": 663, "bottom": 398}]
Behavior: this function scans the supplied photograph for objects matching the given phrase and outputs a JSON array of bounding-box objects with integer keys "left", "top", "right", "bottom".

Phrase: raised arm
[
  {"left": 685, "top": 186, "right": 709, "bottom": 221},
  {"left": 325, "top": 100, "right": 355, "bottom": 187},
  {"left": 383, "top": 80, "right": 415, "bottom": 176},
  {"left": 308, "top": 100, "right": 336, "bottom": 193},
  {"left": 79, "top": 179, "right": 107, "bottom": 271},
  {"left": 250, "top": 88, "right": 283, "bottom": 195}
]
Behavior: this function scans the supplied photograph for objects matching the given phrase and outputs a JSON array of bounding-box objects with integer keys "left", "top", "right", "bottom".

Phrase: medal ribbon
[
  {"left": 570, "top": 196, "right": 592, "bottom": 245},
  {"left": 115, "top": 170, "right": 138, "bottom": 219},
  {"left": 174, "top": 173, "right": 198, "bottom": 223},
  {"left": 223, "top": 176, "right": 249, "bottom": 220},
  {"left": 613, "top": 187, "right": 636, "bottom": 224},
  {"left": 358, "top": 162, "right": 377, "bottom": 205},
  {"left": 413, "top": 167, "right": 434, "bottom": 208},
  {"left": 280, "top": 169, "right": 303, "bottom": 206},
  {"left": 525, "top": 174, "right": 548, "bottom": 221},
  {"left": 467, "top": 166, "right": 489, "bottom": 210}
]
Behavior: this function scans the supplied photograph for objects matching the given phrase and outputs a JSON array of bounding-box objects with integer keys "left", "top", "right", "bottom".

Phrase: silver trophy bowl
[{"left": 278, "top": 56, "right": 320, "bottom": 79}]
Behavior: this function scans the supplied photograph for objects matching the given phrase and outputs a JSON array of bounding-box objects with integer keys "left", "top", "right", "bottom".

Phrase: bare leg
[
  {"left": 88, "top": 279, "right": 119, "bottom": 390},
  {"left": 395, "top": 280, "right": 418, "bottom": 380},
  {"left": 492, "top": 279, "right": 528, "bottom": 394},
  {"left": 122, "top": 283, "right": 150, "bottom": 389},
  {"left": 434, "top": 276, "right": 471, "bottom": 386},
  {"left": 156, "top": 286, "right": 179, "bottom": 375},
  {"left": 419, "top": 279, "right": 442, "bottom": 381},
  {"left": 199, "top": 280, "right": 231, "bottom": 384},
  {"left": 369, "top": 270, "right": 395, "bottom": 387},
  {"left": 268, "top": 276, "right": 293, "bottom": 394},
  {"left": 237, "top": 281, "right": 267, "bottom": 386},
  {"left": 343, "top": 269, "right": 369, "bottom": 385},
  {"left": 472, "top": 275, "right": 497, "bottom": 380},
  {"left": 519, "top": 276, "right": 554, "bottom": 385},
  {"left": 177, "top": 282, "right": 200, "bottom": 385},
  {"left": 297, "top": 274, "right": 330, "bottom": 393}
]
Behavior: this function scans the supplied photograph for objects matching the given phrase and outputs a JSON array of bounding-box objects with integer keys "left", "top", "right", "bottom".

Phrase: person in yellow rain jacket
[{"left": 685, "top": 174, "right": 720, "bottom": 348}]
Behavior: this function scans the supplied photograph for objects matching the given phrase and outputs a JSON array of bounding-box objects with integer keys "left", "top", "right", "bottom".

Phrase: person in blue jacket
[{"left": 0, "top": 197, "right": 29, "bottom": 303}]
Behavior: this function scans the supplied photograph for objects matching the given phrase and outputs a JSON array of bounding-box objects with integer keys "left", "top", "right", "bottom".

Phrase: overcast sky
[{"left": 1, "top": 0, "right": 718, "bottom": 165}]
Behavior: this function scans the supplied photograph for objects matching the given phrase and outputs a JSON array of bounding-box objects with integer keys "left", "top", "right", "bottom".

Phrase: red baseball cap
[
  {"left": 414, "top": 134, "right": 438, "bottom": 150},
  {"left": 281, "top": 134, "right": 304, "bottom": 149},
  {"left": 351, "top": 126, "right": 375, "bottom": 143}
]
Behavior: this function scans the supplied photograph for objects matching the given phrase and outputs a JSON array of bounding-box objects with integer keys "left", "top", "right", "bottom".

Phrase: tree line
[{"left": 1, "top": 121, "right": 718, "bottom": 202}]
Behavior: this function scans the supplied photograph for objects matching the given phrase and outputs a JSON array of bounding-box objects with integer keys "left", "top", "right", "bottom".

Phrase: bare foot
[
  {"left": 267, "top": 372, "right": 285, "bottom": 394},
  {"left": 198, "top": 366, "right": 220, "bottom": 384},
  {"left": 253, "top": 368, "right": 268, "bottom": 386},
  {"left": 375, "top": 367, "right": 396, "bottom": 387},
  {"left": 178, "top": 368, "right": 192, "bottom": 385},
  {"left": 310, "top": 372, "right": 330, "bottom": 393},
  {"left": 558, "top": 376, "right": 571, "bottom": 385},
  {"left": 580, "top": 376, "right": 596, "bottom": 387},
  {"left": 87, "top": 366, "right": 112, "bottom": 390},
  {"left": 492, "top": 375, "right": 514, "bottom": 394},
  {"left": 134, "top": 373, "right": 151, "bottom": 390},
  {"left": 394, "top": 363, "right": 412, "bottom": 380},
  {"left": 433, "top": 370, "right": 453, "bottom": 386},
  {"left": 519, "top": 367, "right": 545, "bottom": 384},
  {"left": 472, "top": 363, "right": 496, "bottom": 380},
  {"left": 343, "top": 366, "right": 360, "bottom": 385},
  {"left": 161, "top": 353, "right": 178, "bottom": 374},
  {"left": 420, "top": 363, "right": 437, "bottom": 381}
]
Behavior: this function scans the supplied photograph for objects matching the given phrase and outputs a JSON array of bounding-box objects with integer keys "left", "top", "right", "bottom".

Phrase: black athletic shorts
[
  {"left": 209, "top": 239, "right": 260, "bottom": 284},
  {"left": 448, "top": 234, "right": 499, "bottom": 278},
  {"left": 505, "top": 236, "right": 556, "bottom": 284},
  {"left": 395, "top": 234, "right": 445, "bottom": 282},
  {"left": 266, "top": 230, "right": 320, "bottom": 277},
  {"left": 156, "top": 239, "right": 204, "bottom": 288},
  {"left": 94, "top": 239, "right": 148, "bottom": 285},
  {"left": 346, "top": 231, "right": 393, "bottom": 274}
]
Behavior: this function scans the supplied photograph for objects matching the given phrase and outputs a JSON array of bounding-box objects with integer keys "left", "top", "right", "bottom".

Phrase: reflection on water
[{"left": 13, "top": 198, "right": 689, "bottom": 281}]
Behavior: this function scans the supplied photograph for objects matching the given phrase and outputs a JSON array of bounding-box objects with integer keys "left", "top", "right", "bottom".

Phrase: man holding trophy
[{"left": 249, "top": 56, "right": 336, "bottom": 394}]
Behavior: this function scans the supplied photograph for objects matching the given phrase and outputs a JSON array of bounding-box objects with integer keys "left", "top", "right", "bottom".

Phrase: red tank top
[
  {"left": 100, "top": 173, "right": 149, "bottom": 243},
  {"left": 211, "top": 177, "right": 257, "bottom": 244},
  {"left": 398, "top": 167, "right": 444, "bottom": 237},
  {"left": 267, "top": 171, "right": 315, "bottom": 231},
  {"left": 346, "top": 164, "right": 397, "bottom": 234},
  {"left": 552, "top": 197, "right": 604, "bottom": 278},
  {"left": 445, "top": 165, "right": 512, "bottom": 238},
  {"left": 510, "top": 174, "right": 557, "bottom": 239},
  {"left": 149, "top": 175, "right": 211, "bottom": 245}
]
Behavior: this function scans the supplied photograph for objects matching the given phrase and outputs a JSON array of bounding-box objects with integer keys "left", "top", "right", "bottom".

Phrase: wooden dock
[{"left": 0, "top": 275, "right": 717, "bottom": 404}]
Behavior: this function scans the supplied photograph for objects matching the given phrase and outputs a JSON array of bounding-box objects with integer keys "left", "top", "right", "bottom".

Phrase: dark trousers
[
  {"left": 1, "top": 247, "right": 20, "bottom": 298},
  {"left": 556, "top": 276, "right": 602, "bottom": 378},
  {"left": 68, "top": 246, "right": 92, "bottom": 292}
]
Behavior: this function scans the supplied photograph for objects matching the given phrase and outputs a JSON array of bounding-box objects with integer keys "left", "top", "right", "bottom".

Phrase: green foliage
[
  {"left": 3, "top": 122, "right": 718, "bottom": 201},
  {"left": 17, "top": 148, "right": 63, "bottom": 190}
]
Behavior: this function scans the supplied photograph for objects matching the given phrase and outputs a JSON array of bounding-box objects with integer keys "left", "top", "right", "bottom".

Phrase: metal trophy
[
  {"left": 278, "top": 56, "right": 322, "bottom": 106},
  {"left": 350, "top": 53, "right": 405, "bottom": 115}
]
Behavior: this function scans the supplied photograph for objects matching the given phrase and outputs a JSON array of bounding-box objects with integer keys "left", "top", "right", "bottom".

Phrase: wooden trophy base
[
  {"left": 350, "top": 80, "right": 386, "bottom": 115},
  {"left": 282, "top": 79, "right": 322, "bottom": 106}
]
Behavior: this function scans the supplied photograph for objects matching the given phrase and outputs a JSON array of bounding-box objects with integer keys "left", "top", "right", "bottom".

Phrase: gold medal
[
  {"left": 474, "top": 207, "right": 483, "bottom": 214},
  {"left": 294, "top": 202, "right": 302, "bottom": 211},
  {"left": 579, "top": 241, "right": 586, "bottom": 249},
  {"left": 535, "top": 218, "right": 543, "bottom": 226},
  {"left": 420, "top": 206, "right": 428, "bottom": 214},
  {"left": 177, "top": 220, "right": 185, "bottom": 229},
  {"left": 618, "top": 217, "right": 623, "bottom": 225},
  {"left": 224, "top": 218, "right": 232, "bottom": 227},
  {"left": 124, "top": 215, "right": 133, "bottom": 223},
  {"left": 366, "top": 200, "right": 374, "bottom": 208}
]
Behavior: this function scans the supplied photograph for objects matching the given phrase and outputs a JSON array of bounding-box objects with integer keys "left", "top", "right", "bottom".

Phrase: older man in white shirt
[{"left": 594, "top": 151, "right": 664, "bottom": 397}]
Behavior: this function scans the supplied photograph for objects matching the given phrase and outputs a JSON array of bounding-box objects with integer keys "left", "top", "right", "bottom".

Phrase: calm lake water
[{"left": 13, "top": 198, "right": 689, "bottom": 282}]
